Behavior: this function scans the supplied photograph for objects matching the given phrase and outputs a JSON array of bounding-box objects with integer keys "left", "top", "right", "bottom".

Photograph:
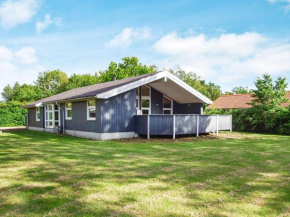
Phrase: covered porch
[{"left": 135, "top": 114, "right": 232, "bottom": 139}]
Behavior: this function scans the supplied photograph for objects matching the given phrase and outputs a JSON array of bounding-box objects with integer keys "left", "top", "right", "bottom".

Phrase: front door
[{"left": 45, "top": 104, "right": 60, "bottom": 128}]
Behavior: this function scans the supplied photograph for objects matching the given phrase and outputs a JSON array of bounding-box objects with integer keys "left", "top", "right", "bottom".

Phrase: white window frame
[
  {"left": 65, "top": 102, "right": 72, "bottom": 120},
  {"left": 45, "top": 104, "right": 54, "bottom": 128},
  {"left": 36, "top": 107, "right": 41, "bottom": 121},
  {"left": 141, "top": 85, "right": 151, "bottom": 115},
  {"left": 44, "top": 104, "right": 60, "bottom": 128},
  {"left": 87, "top": 100, "right": 96, "bottom": 121},
  {"left": 163, "top": 95, "right": 173, "bottom": 115}
]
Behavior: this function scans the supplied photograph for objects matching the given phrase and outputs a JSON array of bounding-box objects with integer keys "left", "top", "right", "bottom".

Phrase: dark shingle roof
[{"left": 23, "top": 72, "right": 159, "bottom": 107}]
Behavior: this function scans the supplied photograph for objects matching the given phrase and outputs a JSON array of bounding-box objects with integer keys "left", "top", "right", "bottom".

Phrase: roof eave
[{"left": 96, "top": 70, "right": 213, "bottom": 104}]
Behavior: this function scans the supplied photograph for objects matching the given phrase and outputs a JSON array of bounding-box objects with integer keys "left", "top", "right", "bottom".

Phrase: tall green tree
[
  {"left": 66, "top": 74, "right": 98, "bottom": 90},
  {"left": 1, "top": 83, "right": 43, "bottom": 103},
  {"left": 171, "top": 68, "right": 222, "bottom": 101},
  {"left": 232, "top": 86, "right": 252, "bottom": 94},
  {"left": 250, "top": 74, "right": 288, "bottom": 131},
  {"left": 1, "top": 82, "right": 21, "bottom": 102},
  {"left": 97, "top": 57, "right": 157, "bottom": 83},
  {"left": 1, "top": 84, "right": 14, "bottom": 102},
  {"left": 14, "top": 84, "right": 43, "bottom": 103},
  {"left": 35, "top": 70, "right": 68, "bottom": 98}
]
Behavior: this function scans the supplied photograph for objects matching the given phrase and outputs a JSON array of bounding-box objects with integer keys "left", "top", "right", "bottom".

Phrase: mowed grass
[{"left": 0, "top": 131, "right": 290, "bottom": 217}]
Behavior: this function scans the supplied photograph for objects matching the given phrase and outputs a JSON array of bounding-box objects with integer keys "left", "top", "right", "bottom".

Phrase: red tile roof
[
  {"left": 207, "top": 91, "right": 290, "bottom": 109},
  {"left": 282, "top": 91, "right": 290, "bottom": 107}
]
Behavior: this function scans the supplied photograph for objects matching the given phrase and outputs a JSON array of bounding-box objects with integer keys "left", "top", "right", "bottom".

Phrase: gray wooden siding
[
  {"left": 199, "top": 115, "right": 217, "bottom": 133},
  {"left": 218, "top": 115, "right": 232, "bottom": 130},
  {"left": 28, "top": 108, "right": 44, "bottom": 128},
  {"left": 149, "top": 86, "right": 203, "bottom": 115},
  {"left": 175, "top": 115, "right": 197, "bottom": 135},
  {"left": 101, "top": 89, "right": 135, "bottom": 133},
  {"left": 150, "top": 115, "right": 173, "bottom": 135},
  {"left": 60, "top": 100, "right": 101, "bottom": 133},
  {"left": 134, "top": 115, "right": 148, "bottom": 134},
  {"left": 151, "top": 88, "right": 163, "bottom": 114},
  {"left": 173, "top": 102, "right": 203, "bottom": 114},
  {"left": 135, "top": 115, "right": 232, "bottom": 135}
]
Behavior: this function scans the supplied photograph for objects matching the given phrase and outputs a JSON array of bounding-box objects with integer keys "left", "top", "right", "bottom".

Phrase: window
[
  {"left": 45, "top": 105, "right": 54, "bottom": 128},
  {"left": 87, "top": 100, "right": 96, "bottom": 120},
  {"left": 141, "top": 85, "right": 151, "bottom": 115},
  {"left": 163, "top": 96, "right": 173, "bottom": 114},
  {"left": 36, "top": 107, "right": 41, "bottom": 121},
  {"left": 65, "top": 103, "right": 72, "bottom": 120},
  {"left": 44, "top": 104, "right": 60, "bottom": 128}
]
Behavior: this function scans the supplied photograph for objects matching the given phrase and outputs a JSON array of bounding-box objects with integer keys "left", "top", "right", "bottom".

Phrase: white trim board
[
  {"left": 28, "top": 126, "right": 44, "bottom": 132},
  {"left": 96, "top": 71, "right": 213, "bottom": 104},
  {"left": 65, "top": 130, "right": 137, "bottom": 140}
]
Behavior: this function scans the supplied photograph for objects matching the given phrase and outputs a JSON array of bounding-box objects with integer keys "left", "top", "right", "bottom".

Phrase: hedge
[
  {"left": 204, "top": 107, "right": 290, "bottom": 135},
  {"left": 0, "top": 102, "right": 27, "bottom": 127}
]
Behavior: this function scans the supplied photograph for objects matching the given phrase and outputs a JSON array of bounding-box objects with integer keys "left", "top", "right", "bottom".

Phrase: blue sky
[{"left": 1, "top": 0, "right": 290, "bottom": 96}]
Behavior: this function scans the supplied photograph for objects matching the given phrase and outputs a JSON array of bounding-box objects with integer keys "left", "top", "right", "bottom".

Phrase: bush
[
  {"left": 205, "top": 107, "right": 290, "bottom": 135},
  {"left": 0, "top": 101, "right": 27, "bottom": 127}
]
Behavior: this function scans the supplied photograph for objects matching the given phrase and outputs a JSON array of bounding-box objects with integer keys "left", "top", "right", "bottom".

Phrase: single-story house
[
  {"left": 207, "top": 92, "right": 290, "bottom": 109},
  {"left": 24, "top": 71, "right": 232, "bottom": 140}
]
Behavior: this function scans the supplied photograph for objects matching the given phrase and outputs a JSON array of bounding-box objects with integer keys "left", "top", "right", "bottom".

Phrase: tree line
[{"left": 1, "top": 57, "right": 223, "bottom": 103}]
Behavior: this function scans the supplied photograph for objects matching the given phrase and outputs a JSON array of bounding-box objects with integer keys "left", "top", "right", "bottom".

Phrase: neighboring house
[
  {"left": 24, "top": 71, "right": 232, "bottom": 140},
  {"left": 207, "top": 92, "right": 290, "bottom": 109}
]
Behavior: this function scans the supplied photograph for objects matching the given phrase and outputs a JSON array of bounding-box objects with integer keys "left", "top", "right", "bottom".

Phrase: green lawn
[{"left": 0, "top": 131, "right": 290, "bottom": 217}]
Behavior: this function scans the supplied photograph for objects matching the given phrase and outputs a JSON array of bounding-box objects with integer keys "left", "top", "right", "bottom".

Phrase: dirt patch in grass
[{"left": 118, "top": 132, "right": 260, "bottom": 143}]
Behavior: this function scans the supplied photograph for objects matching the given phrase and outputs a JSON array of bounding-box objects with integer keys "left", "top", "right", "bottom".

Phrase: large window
[
  {"left": 44, "top": 104, "right": 60, "bottom": 128},
  {"left": 45, "top": 105, "right": 54, "bottom": 128},
  {"left": 87, "top": 100, "right": 96, "bottom": 120},
  {"left": 141, "top": 85, "right": 151, "bottom": 115},
  {"left": 163, "top": 96, "right": 173, "bottom": 114},
  {"left": 36, "top": 107, "right": 41, "bottom": 121},
  {"left": 65, "top": 103, "right": 72, "bottom": 120}
]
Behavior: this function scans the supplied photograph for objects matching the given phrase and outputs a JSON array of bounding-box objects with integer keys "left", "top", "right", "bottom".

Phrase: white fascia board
[
  {"left": 96, "top": 71, "right": 167, "bottom": 99},
  {"left": 35, "top": 102, "right": 43, "bottom": 107},
  {"left": 96, "top": 70, "right": 213, "bottom": 104},
  {"left": 165, "top": 72, "right": 213, "bottom": 104}
]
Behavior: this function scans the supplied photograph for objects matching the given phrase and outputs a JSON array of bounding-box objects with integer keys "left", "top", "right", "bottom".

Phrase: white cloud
[
  {"left": 0, "top": 45, "right": 13, "bottom": 61},
  {"left": 154, "top": 32, "right": 290, "bottom": 83},
  {"left": 36, "top": 14, "right": 61, "bottom": 33},
  {"left": 0, "top": 45, "right": 41, "bottom": 98},
  {"left": 15, "top": 47, "right": 37, "bottom": 64},
  {"left": 107, "top": 26, "right": 151, "bottom": 48},
  {"left": 0, "top": 0, "right": 39, "bottom": 29},
  {"left": 266, "top": 0, "right": 290, "bottom": 11}
]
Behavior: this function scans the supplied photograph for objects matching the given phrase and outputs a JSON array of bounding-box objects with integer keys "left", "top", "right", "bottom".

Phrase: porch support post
[
  {"left": 173, "top": 115, "right": 176, "bottom": 140},
  {"left": 196, "top": 115, "right": 199, "bottom": 138},
  {"left": 147, "top": 115, "right": 150, "bottom": 140},
  {"left": 230, "top": 115, "right": 233, "bottom": 132},
  {"left": 216, "top": 115, "right": 219, "bottom": 136}
]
